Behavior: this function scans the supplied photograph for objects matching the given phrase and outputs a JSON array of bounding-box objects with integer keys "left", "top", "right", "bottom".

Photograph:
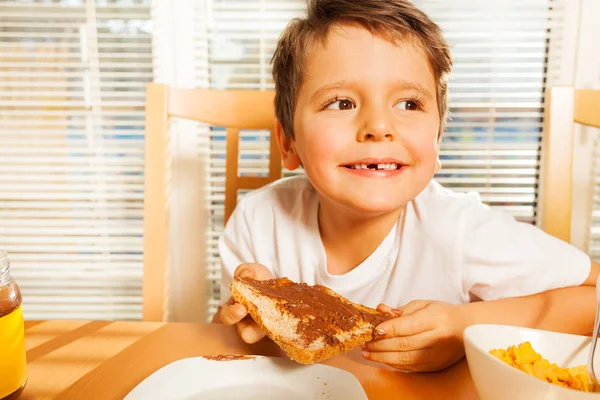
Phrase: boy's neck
[{"left": 317, "top": 200, "right": 404, "bottom": 276}]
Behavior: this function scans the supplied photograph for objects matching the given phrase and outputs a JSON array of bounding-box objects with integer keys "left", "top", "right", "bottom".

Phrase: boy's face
[{"left": 280, "top": 23, "right": 441, "bottom": 216}]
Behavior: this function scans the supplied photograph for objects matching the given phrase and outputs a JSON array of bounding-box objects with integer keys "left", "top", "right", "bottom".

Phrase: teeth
[
  {"left": 378, "top": 164, "right": 398, "bottom": 170},
  {"left": 350, "top": 163, "right": 399, "bottom": 170}
]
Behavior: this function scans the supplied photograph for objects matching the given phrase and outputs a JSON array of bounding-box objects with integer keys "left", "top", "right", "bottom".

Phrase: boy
[{"left": 214, "top": 0, "right": 599, "bottom": 372}]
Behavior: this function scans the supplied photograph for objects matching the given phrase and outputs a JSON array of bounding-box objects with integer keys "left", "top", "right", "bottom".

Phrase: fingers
[
  {"left": 219, "top": 303, "right": 248, "bottom": 326},
  {"left": 237, "top": 317, "right": 267, "bottom": 344},
  {"left": 396, "top": 300, "right": 432, "bottom": 316},
  {"left": 219, "top": 298, "right": 266, "bottom": 343},
  {"left": 376, "top": 304, "right": 403, "bottom": 317},
  {"left": 374, "top": 310, "right": 435, "bottom": 339},
  {"left": 221, "top": 264, "right": 272, "bottom": 326},
  {"left": 362, "top": 348, "right": 433, "bottom": 369},
  {"left": 234, "top": 263, "right": 274, "bottom": 281},
  {"left": 375, "top": 300, "right": 432, "bottom": 323},
  {"left": 364, "top": 330, "right": 436, "bottom": 352}
]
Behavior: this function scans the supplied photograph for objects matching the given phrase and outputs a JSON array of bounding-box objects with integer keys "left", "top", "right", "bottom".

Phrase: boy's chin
[
  {"left": 316, "top": 185, "right": 414, "bottom": 217},
  {"left": 358, "top": 204, "right": 404, "bottom": 216},
  {"left": 341, "top": 197, "right": 407, "bottom": 217}
]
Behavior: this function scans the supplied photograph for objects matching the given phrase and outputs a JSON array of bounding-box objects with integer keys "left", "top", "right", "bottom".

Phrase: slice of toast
[{"left": 230, "top": 276, "right": 394, "bottom": 364}]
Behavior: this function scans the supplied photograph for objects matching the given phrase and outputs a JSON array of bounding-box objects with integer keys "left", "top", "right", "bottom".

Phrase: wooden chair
[
  {"left": 540, "top": 87, "right": 600, "bottom": 243},
  {"left": 142, "top": 83, "right": 282, "bottom": 321}
]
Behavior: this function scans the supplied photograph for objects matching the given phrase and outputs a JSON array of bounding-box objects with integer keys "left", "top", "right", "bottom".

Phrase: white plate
[{"left": 124, "top": 355, "right": 368, "bottom": 400}]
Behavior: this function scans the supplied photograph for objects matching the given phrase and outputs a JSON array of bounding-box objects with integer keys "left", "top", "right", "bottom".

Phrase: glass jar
[{"left": 0, "top": 250, "right": 27, "bottom": 399}]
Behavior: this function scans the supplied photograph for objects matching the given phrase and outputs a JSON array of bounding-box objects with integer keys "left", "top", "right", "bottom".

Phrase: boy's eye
[
  {"left": 327, "top": 99, "right": 355, "bottom": 110},
  {"left": 395, "top": 100, "right": 419, "bottom": 111}
]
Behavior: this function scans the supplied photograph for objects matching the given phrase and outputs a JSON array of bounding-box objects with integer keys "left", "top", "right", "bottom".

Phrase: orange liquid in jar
[
  {"left": 0, "top": 305, "right": 27, "bottom": 399},
  {"left": 0, "top": 250, "right": 27, "bottom": 399}
]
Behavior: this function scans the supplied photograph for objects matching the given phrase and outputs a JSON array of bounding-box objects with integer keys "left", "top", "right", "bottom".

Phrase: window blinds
[
  {"left": 589, "top": 136, "right": 600, "bottom": 260},
  {"left": 0, "top": 0, "right": 151, "bottom": 320},
  {"left": 422, "top": 0, "right": 568, "bottom": 223},
  {"left": 190, "top": 0, "right": 567, "bottom": 318}
]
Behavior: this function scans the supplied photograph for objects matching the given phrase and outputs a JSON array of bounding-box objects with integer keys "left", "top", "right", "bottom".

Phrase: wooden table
[{"left": 21, "top": 320, "right": 480, "bottom": 400}]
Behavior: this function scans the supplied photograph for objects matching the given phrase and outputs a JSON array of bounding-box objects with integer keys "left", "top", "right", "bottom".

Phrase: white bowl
[{"left": 464, "top": 324, "right": 600, "bottom": 400}]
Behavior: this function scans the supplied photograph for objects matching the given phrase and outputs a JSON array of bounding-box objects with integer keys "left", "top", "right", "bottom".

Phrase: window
[
  {"left": 589, "top": 138, "right": 600, "bottom": 260},
  {"left": 0, "top": 0, "right": 152, "bottom": 319}
]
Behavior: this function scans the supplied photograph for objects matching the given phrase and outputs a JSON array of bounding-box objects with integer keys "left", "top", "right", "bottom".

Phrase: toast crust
[{"left": 230, "top": 277, "right": 393, "bottom": 364}]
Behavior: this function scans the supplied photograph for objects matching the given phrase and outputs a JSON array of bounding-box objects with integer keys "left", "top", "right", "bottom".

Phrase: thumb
[{"left": 234, "top": 263, "right": 273, "bottom": 281}]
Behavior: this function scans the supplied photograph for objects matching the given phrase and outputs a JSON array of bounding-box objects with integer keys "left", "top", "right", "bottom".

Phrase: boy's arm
[
  {"left": 458, "top": 260, "right": 600, "bottom": 335},
  {"left": 363, "top": 260, "right": 600, "bottom": 372}
]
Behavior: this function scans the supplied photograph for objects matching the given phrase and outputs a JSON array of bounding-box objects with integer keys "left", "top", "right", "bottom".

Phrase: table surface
[{"left": 20, "top": 320, "right": 480, "bottom": 400}]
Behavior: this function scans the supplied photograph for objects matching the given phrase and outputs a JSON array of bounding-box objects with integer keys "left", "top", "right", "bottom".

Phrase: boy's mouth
[{"left": 344, "top": 163, "right": 403, "bottom": 171}]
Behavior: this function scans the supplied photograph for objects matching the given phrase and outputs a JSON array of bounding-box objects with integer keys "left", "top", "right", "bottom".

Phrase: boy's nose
[{"left": 356, "top": 117, "right": 395, "bottom": 142}]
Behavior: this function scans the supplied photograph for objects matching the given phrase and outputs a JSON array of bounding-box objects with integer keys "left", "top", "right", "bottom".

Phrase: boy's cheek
[
  {"left": 296, "top": 133, "right": 348, "bottom": 162},
  {"left": 405, "top": 134, "right": 440, "bottom": 162}
]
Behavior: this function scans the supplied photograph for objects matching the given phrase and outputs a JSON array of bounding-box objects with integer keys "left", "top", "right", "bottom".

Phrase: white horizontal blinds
[
  {"left": 0, "top": 0, "right": 151, "bottom": 320},
  {"left": 207, "top": 1, "right": 305, "bottom": 90},
  {"left": 201, "top": 0, "right": 305, "bottom": 316},
  {"left": 589, "top": 136, "right": 600, "bottom": 260},
  {"left": 417, "top": 0, "right": 564, "bottom": 223}
]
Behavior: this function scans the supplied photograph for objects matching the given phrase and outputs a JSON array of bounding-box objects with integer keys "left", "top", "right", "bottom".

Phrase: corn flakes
[{"left": 489, "top": 341, "right": 592, "bottom": 392}]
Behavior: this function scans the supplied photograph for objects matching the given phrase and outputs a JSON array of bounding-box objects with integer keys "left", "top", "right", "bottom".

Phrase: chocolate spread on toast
[
  {"left": 203, "top": 354, "right": 253, "bottom": 361},
  {"left": 240, "top": 277, "right": 393, "bottom": 346}
]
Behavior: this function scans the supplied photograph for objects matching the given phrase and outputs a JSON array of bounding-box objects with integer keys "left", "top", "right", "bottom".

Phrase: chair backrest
[
  {"left": 541, "top": 87, "right": 600, "bottom": 243},
  {"left": 143, "top": 83, "right": 282, "bottom": 321}
]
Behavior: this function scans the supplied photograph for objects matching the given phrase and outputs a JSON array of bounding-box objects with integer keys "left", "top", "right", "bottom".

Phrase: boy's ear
[
  {"left": 435, "top": 158, "right": 441, "bottom": 173},
  {"left": 275, "top": 120, "right": 302, "bottom": 170}
]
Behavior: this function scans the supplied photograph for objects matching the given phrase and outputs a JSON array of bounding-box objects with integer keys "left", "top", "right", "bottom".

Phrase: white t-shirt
[{"left": 218, "top": 175, "right": 591, "bottom": 308}]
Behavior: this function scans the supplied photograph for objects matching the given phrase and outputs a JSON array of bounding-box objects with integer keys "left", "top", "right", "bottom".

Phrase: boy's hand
[
  {"left": 362, "top": 301, "right": 466, "bottom": 372},
  {"left": 217, "top": 263, "right": 273, "bottom": 344}
]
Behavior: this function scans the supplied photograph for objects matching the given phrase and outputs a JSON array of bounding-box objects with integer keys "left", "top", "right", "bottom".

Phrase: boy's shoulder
[
  {"left": 417, "top": 180, "right": 483, "bottom": 206},
  {"left": 236, "top": 174, "right": 316, "bottom": 217},
  {"left": 413, "top": 180, "right": 490, "bottom": 224},
  {"left": 406, "top": 181, "right": 494, "bottom": 251},
  {"left": 242, "top": 173, "right": 313, "bottom": 199}
]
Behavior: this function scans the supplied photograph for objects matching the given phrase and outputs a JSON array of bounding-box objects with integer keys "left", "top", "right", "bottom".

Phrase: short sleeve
[
  {"left": 461, "top": 202, "right": 591, "bottom": 301},
  {"left": 217, "top": 201, "right": 256, "bottom": 305}
]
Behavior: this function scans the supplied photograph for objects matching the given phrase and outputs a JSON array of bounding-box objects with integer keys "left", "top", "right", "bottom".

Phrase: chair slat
[{"left": 144, "top": 83, "right": 283, "bottom": 322}]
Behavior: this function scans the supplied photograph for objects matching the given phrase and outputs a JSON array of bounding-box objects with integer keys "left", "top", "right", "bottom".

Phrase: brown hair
[{"left": 271, "top": 0, "right": 452, "bottom": 140}]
